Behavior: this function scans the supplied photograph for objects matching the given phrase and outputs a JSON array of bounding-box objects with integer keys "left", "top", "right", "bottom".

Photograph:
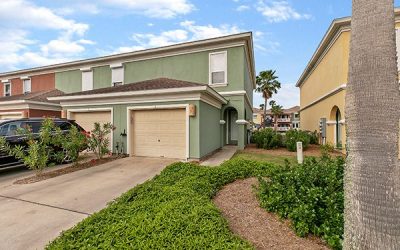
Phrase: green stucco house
[{"left": 12, "top": 33, "right": 256, "bottom": 161}]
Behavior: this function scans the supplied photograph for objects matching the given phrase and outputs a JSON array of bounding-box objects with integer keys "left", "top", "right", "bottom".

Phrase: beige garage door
[
  {"left": 0, "top": 113, "right": 23, "bottom": 120},
  {"left": 70, "top": 111, "right": 112, "bottom": 148},
  {"left": 131, "top": 109, "right": 186, "bottom": 159}
]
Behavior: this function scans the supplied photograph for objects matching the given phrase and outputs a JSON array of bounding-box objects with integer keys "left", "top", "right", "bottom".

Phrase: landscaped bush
[
  {"left": 252, "top": 128, "right": 283, "bottom": 149},
  {"left": 47, "top": 159, "right": 278, "bottom": 249},
  {"left": 285, "top": 129, "right": 311, "bottom": 152},
  {"left": 258, "top": 156, "right": 345, "bottom": 249},
  {"left": 306, "top": 130, "right": 319, "bottom": 145}
]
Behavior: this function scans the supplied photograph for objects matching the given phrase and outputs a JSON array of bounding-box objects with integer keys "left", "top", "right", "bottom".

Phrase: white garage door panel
[
  {"left": 70, "top": 111, "right": 111, "bottom": 132},
  {"left": 70, "top": 111, "right": 112, "bottom": 150},
  {"left": 132, "top": 109, "right": 186, "bottom": 159}
]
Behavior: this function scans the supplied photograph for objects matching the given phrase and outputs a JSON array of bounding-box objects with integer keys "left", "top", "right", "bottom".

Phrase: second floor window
[
  {"left": 209, "top": 51, "right": 227, "bottom": 85},
  {"left": 4, "top": 82, "right": 11, "bottom": 96},
  {"left": 81, "top": 69, "right": 93, "bottom": 91},
  {"left": 111, "top": 65, "right": 124, "bottom": 86},
  {"left": 23, "top": 78, "right": 31, "bottom": 94}
]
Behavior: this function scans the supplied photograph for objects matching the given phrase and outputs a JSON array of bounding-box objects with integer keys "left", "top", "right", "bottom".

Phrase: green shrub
[
  {"left": 285, "top": 129, "right": 311, "bottom": 152},
  {"left": 306, "top": 130, "right": 319, "bottom": 145},
  {"left": 320, "top": 143, "right": 335, "bottom": 156},
  {"left": 258, "top": 156, "right": 344, "bottom": 249},
  {"left": 87, "top": 122, "right": 115, "bottom": 159},
  {"left": 252, "top": 128, "right": 283, "bottom": 149},
  {"left": 48, "top": 158, "right": 279, "bottom": 249}
]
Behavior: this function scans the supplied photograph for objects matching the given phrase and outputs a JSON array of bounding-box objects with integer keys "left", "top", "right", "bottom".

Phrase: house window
[
  {"left": 23, "top": 78, "right": 31, "bottom": 94},
  {"left": 81, "top": 69, "right": 93, "bottom": 91},
  {"left": 4, "top": 82, "right": 11, "bottom": 97},
  {"left": 209, "top": 51, "right": 227, "bottom": 85},
  {"left": 111, "top": 65, "right": 124, "bottom": 86}
]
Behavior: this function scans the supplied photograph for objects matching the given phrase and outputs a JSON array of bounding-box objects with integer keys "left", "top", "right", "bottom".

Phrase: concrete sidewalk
[
  {"left": 0, "top": 156, "right": 174, "bottom": 250},
  {"left": 201, "top": 146, "right": 237, "bottom": 166}
]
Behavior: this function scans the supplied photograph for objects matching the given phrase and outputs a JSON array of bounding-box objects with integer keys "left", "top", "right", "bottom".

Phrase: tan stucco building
[{"left": 297, "top": 11, "right": 400, "bottom": 150}]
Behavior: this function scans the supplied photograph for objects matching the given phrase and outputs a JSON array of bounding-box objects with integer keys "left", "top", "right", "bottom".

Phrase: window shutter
[
  {"left": 81, "top": 70, "right": 93, "bottom": 91},
  {"left": 23, "top": 79, "right": 31, "bottom": 93},
  {"left": 112, "top": 67, "right": 124, "bottom": 86},
  {"left": 210, "top": 52, "right": 227, "bottom": 84}
]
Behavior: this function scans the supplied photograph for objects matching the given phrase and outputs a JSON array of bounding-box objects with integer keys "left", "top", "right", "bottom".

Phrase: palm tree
[
  {"left": 345, "top": 0, "right": 400, "bottom": 248},
  {"left": 256, "top": 70, "right": 281, "bottom": 128},
  {"left": 269, "top": 100, "right": 283, "bottom": 132}
]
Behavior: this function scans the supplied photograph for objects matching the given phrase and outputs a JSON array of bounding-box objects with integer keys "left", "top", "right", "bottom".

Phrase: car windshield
[{"left": 0, "top": 121, "right": 41, "bottom": 136}]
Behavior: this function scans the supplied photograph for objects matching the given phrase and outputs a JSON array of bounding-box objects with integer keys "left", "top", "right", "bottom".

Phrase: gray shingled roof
[
  {"left": 0, "top": 89, "right": 64, "bottom": 104},
  {"left": 60, "top": 78, "right": 207, "bottom": 97}
]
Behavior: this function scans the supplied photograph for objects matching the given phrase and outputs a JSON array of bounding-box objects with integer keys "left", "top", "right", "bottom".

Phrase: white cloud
[
  {"left": 236, "top": 5, "right": 250, "bottom": 11},
  {"left": 102, "top": 0, "right": 194, "bottom": 18},
  {"left": 180, "top": 21, "right": 241, "bottom": 40},
  {"left": 0, "top": 0, "right": 89, "bottom": 36},
  {"left": 117, "top": 21, "right": 241, "bottom": 53},
  {"left": 132, "top": 29, "right": 189, "bottom": 47},
  {"left": 113, "top": 21, "right": 280, "bottom": 55},
  {"left": 0, "top": 0, "right": 92, "bottom": 71},
  {"left": 254, "top": 83, "right": 299, "bottom": 108},
  {"left": 257, "top": 1, "right": 311, "bottom": 23},
  {"left": 55, "top": 3, "right": 100, "bottom": 16}
]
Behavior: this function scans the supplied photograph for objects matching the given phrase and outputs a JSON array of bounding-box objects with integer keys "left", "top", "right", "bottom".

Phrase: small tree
[
  {"left": 52, "top": 125, "right": 87, "bottom": 164},
  {"left": 87, "top": 122, "right": 114, "bottom": 160},
  {"left": 9, "top": 118, "right": 55, "bottom": 174}
]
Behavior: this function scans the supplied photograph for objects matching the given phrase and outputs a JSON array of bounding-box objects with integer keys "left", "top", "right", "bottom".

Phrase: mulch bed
[
  {"left": 244, "top": 144, "right": 344, "bottom": 157},
  {"left": 14, "top": 155, "right": 126, "bottom": 185},
  {"left": 213, "top": 178, "right": 329, "bottom": 250}
]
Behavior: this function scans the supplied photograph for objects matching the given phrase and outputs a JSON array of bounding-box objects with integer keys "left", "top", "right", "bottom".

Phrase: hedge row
[{"left": 252, "top": 128, "right": 318, "bottom": 152}]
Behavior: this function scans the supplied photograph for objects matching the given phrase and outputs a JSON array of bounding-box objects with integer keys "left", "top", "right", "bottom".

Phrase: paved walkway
[
  {"left": 0, "top": 157, "right": 174, "bottom": 250},
  {"left": 201, "top": 146, "right": 237, "bottom": 166}
]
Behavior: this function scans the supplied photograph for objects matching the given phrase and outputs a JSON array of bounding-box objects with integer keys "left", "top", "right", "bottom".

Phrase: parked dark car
[{"left": 0, "top": 118, "right": 87, "bottom": 170}]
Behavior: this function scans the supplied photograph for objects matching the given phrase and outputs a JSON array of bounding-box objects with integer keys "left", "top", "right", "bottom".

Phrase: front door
[{"left": 228, "top": 109, "right": 238, "bottom": 145}]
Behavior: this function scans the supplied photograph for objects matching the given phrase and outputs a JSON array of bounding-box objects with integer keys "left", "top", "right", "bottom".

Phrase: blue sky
[{"left": 1, "top": 1, "right": 397, "bottom": 108}]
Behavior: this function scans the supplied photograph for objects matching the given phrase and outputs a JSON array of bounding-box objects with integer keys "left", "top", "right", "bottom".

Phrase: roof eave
[{"left": 0, "top": 32, "right": 253, "bottom": 78}]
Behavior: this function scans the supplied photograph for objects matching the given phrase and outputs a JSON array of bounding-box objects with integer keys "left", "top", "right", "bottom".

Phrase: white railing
[
  {"left": 277, "top": 118, "right": 291, "bottom": 122},
  {"left": 277, "top": 127, "right": 291, "bottom": 131}
]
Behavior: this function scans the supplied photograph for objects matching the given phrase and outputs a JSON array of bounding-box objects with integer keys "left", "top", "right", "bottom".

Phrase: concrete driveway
[{"left": 0, "top": 157, "right": 175, "bottom": 250}]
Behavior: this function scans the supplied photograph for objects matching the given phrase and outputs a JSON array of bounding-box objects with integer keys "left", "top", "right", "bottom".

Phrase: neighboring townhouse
[
  {"left": 252, "top": 107, "right": 264, "bottom": 128},
  {"left": 0, "top": 73, "right": 61, "bottom": 119},
  {"left": 0, "top": 33, "right": 255, "bottom": 161},
  {"left": 264, "top": 106, "right": 300, "bottom": 132},
  {"left": 297, "top": 11, "right": 400, "bottom": 150}
]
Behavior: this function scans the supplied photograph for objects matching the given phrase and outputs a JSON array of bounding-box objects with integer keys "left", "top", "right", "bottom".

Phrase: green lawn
[
  {"left": 47, "top": 159, "right": 277, "bottom": 249},
  {"left": 233, "top": 151, "right": 297, "bottom": 165}
]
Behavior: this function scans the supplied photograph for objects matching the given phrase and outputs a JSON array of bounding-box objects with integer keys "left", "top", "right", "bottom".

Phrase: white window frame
[
  {"left": 111, "top": 64, "right": 124, "bottom": 87},
  {"left": 3, "top": 81, "right": 11, "bottom": 97},
  {"left": 81, "top": 68, "right": 93, "bottom": 91},
  {"left": 22, "top": 78, "right": 31, "bottom": 94},
  {"left": 209, "top": 51, "right": 228, "bottom": 86}
]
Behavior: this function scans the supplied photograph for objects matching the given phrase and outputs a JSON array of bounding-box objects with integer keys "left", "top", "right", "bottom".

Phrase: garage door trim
[
  {"left": 126, "top": 104, "right": 189, "bottom": 160},
  {"left": 67, "top": 107, "right": 114, "bottom": 150}
]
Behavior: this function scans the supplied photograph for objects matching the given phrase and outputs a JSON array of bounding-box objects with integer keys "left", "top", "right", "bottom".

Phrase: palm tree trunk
[
  {"left": 263, "top": 98, "right": 268, "bottom": 128},
  {"left": 345, "top": 0, "right": 400, "bottom": 248},
  {"left": 274, "top": 115, "right": 278, "bottom": 132}
]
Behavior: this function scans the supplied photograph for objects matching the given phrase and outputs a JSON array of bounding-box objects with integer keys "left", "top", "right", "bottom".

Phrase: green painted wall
[
  {"left": 93, "top": 66, "right": 111, "bottom": 89},
  {"left": 124, "top": 47, "right": 245, "bottom": 93},
  {"left": 55, "top": 70, "right": 82, "bottom": 93},
  {"left": 244, "top": 55, "right": 253, "bottom": 102},
  {"left": 199, "top": 102, "right": 222, "bottom": 157},
  {"left": 67, "top": 100, "right": 202, "bottom": 159}
]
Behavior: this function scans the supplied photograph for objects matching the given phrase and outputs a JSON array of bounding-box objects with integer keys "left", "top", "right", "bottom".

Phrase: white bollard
[{"left": 296, "top": 141, "right": 303, "bottom": 164}]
